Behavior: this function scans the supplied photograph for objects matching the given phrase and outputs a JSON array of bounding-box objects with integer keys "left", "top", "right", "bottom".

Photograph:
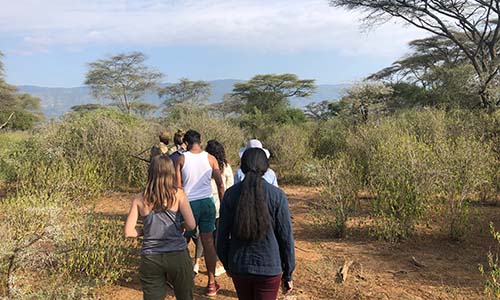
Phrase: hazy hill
[{"left": 18, "top": 80, "right": 349, "bottom": 117}]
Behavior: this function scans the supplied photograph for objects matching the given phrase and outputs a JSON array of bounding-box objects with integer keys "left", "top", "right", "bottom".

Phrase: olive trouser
[{"left": 139, "top": 249, "right": 194, "bottom": 300}]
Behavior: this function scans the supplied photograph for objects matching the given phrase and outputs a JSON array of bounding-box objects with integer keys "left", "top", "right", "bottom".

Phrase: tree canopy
[
  {"left": 304, "top": 100, "right": 344, "bottom": 121},
  {"left": 329, "top": 0, "right": 500, "bottom": 108},
  {"left": 84, "top": 52, "right": 163, "bottom": 114},
  {"left": 225, "top": 74, "right": 316, "bottom": 137},
  {"left": 367, "top": 35, "right": 480, "bottom": 108},
  {"left": 232, "top": 73, "right": 316, "bottom": 114},
  {"left": 368, "top": 35, "right": 467, "bottom": 85},
  {"left": 0, "top": 52, "right": 43, "bottom": 130},
  {"left": 158, "top": 78, "right": 211, "bottom": 110}
]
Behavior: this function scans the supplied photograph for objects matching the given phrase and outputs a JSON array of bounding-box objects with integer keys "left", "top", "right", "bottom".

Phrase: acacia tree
[
  {"left": 340, "top": 82, "right": 394, "bottom": 121},
  {"left": 85, "top": 52, "right": 163, "bottom": 114},
  {"left": 368, "top": 35, "right": 468, "bottom": 86},
  {"left": 329, "top": 0, "right": 500, "bottom": 108},
  {"left": 369, "top": 35, "right": 480, "bottom": 108},
  {"left": 158, "top": 78, "right": 211, "bottom": 110},
  {"left": 232, "top": 73, "right": 316, "bottom": 115},
  {"left": 0, "top": 51, "right": 43, "bottom": 130},
  {"left": 304, "top": 100, "right": 344, "bottom": 120},
  {"left": 228, "top": 74, "right": 315, "bottom": 137}
]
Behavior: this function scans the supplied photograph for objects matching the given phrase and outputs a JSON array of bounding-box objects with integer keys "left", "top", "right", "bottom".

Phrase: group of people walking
[{"left": 124, "top": 129, "right": 295, "bottom": 300}]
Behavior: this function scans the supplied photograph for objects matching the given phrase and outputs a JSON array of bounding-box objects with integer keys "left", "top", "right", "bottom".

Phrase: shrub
[
  {"left": 313, "top": 153, "right": 363, "bottom": 237},
  {"left": 431, "top": 135, "right": 495, "bottom": 240},
  {"left": 480, "top": 223, "right": 500, "bottom": 300},
  {"left": 0, "top": 109, "right": 149, "bottom": 298},
  {"left": 0, "top": 192, "right": 136, "bottom": 298},
  {"left": 368, "top": 125, "right": 434, "bottom": 243},
  {"left": 5, "top": 138, "right": 105, "bottom": 201},
  {"left": 264, "top": 123, "right": 312, "bottom": 179},
  {"left": 0, "top": 131, "right": 29, "bottom": 181},
  {"left": 59, "top": 214, "right": 137, "bottom": 285},
  {"left": 311, "top": 118, "right": 350, "bottom": 159},
  {"left": 38, "top": 108, "right": 160, "bottom": 188}
]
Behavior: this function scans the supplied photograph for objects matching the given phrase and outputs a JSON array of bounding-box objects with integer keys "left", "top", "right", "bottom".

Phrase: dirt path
[{"left": 97, "top": 185, "right": 494, "bottom": 300}]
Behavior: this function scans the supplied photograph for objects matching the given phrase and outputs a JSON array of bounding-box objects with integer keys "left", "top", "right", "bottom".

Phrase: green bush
[
  {"left": 264, "top": 123, "right": 311, "bottom": 179},
  {"left": 368, "top": 126, "right": 434, "bottom": 242},
  {"left": 431, "top": 134, "right": 495, "bottom": 240},
  {"left": 8, "top": 142, "right": 105, "bottom": 200},
  {"left": 0, "top": 109, "right": 153, "bottom": 298},
  {"left": 311, "top": 118, "right": 350, "bottom": 159},
  {"left": 0, "top": 131, "right": 29, "bottom": 181},
  {"left": 313, "top": 154, "right": 363, "bottom": 237},
  {"left": 480, "top": 223, "right": 500, "bottom": 300},
  {"left": 38, "top": 108, "right": 159, "bottom": 188},
  {"left": 0, "top": 192, "right": 135, "bottom": 298},
  {"left": 60, "top": 214, "right": 137, "bottom": 285}
]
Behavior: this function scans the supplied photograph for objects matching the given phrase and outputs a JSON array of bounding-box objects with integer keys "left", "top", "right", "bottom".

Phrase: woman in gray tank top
[{"left": 124, "top": 155, "right": 196, "bottom": 300}]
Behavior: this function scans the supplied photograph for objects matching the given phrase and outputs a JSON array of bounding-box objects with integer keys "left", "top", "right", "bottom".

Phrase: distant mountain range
[{"left": 18, "top": 79, "right": 350, "bottom": 117}]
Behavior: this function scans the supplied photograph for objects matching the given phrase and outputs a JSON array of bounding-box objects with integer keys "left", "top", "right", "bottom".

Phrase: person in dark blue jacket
[{"left": 217, "top": 148, "right": 295, "bottom": 300}]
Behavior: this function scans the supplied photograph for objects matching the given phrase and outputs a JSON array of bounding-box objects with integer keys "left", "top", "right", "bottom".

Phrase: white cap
[{"left": 238, "top": 139, "right": 270, "bottom": 158}]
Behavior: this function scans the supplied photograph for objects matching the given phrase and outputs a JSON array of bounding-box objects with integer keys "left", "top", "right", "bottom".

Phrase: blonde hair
[{"left": 143, "top": 155, "right": 177, "bottom": 210}]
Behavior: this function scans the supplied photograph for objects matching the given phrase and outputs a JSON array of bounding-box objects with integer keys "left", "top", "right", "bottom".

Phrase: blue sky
[{"left": 0, "top": 0, "right": 426, "bottom": 87}]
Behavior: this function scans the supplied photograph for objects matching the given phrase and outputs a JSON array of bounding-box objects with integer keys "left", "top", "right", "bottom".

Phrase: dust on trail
[{"left": 99, "top": 185, "right": 493, "bottom": 300}]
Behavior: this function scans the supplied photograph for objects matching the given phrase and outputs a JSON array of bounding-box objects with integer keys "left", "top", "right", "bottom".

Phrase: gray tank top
[{"left": 141, "top": 209, "right": 187, "bottom": 255}]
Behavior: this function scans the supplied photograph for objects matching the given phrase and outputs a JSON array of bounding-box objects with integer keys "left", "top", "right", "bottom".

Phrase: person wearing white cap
[{"left": 234, "top": 139, "right": 278, "bottom": 187}]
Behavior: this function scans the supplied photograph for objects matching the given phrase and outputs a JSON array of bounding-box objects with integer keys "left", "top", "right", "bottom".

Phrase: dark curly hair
[{"left": 205, "top": 139, "right": 228, "bottom": 171}]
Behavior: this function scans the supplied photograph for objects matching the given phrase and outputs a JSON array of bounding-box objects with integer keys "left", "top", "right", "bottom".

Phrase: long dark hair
[
  {"left": 144, "top": 155, "right": 177, "bottom": 211},
  {"left": 205, "top": 139, "right": 228, "bottom": 170},
  {"left": 234, "top": 148, "right": 272, "bottom": 241}
]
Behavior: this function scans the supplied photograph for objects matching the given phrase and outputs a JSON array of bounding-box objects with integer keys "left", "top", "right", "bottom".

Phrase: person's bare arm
[
  {"left": 209, "top": 154, "right": 224, "bottom": 201},
  {"left": 176, "top": 155, "right": 185, "bottom": 189},
  {"left": 124, "top": 194, "right": 143, "bottom": 238},
  {"left": 177, "top": 189, "right": 196, "bottom": 231}
]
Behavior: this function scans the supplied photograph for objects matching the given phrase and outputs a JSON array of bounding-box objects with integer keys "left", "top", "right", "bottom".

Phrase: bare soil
[{"left": 95, "top": 185, "right": 496, "bottom": 300}]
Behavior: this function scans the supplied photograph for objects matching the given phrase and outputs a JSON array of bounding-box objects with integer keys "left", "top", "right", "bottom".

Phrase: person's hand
[{"left": 282, "top": 280, "right": 293, "bottom": 295}]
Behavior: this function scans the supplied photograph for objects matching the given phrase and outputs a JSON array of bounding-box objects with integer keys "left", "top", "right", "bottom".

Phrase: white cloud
[{"left": 0, "top": 0, "right": 427, "bottom": 56}]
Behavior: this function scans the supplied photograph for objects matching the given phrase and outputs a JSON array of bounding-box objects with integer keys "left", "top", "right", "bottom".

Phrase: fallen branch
[
  {"left": 0, "top": 112, "right": 14, "bottom": 130},
  {"left": 411, "top": 256, "right": 427, "bottom": 268},
  {"left": 336, "top": 260, "right": 354, "bottom": 283},
  {"left": 130, "top": 154, "right": 150, "bottom": 163},
  {"left": 294, "top": 245, "right": 313, "bottom": 253}
]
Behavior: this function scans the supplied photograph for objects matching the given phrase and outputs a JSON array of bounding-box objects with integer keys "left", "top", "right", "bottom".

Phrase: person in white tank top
[
  {"left": 175, "top": 130, "right": 224, "bottom": 297},
  {"left": 181, "top": 151, "right": 214, "bottom": 201}
]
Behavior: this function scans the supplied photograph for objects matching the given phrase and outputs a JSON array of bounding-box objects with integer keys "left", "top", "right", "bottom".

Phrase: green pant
[{"left": 139, "top": 249, "right": 194, "bottom": 300}]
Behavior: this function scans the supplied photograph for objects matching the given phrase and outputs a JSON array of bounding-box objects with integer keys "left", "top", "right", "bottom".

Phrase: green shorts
[{"left": 185, "top": 197, "right": 216, "bottom": 237}]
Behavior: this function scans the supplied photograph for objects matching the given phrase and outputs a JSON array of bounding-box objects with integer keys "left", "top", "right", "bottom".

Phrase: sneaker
[
  {"left": 193, "top": 263, "right": 199, "bottom": 275},
  {"left": 215, "top": 265, "right": 226, "bottom": 277},
  {"left": 206, "top": 281, "right": 220, "bottom": 297}
]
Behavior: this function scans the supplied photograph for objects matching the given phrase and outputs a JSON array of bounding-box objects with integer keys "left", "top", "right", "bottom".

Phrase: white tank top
[{"left": 182, "top": 151, "right": 213, "bottom": 201}]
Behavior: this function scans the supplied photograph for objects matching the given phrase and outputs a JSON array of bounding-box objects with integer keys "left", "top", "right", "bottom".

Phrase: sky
[{"left": 0, "top": 0, "right": 428, "bottom": 87}]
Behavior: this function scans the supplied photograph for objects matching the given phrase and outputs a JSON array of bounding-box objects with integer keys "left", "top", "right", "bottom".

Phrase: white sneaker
[
  {"left": 215, "top": 265, "right": 226, "bottom": 277},
  {"left": 193, "top": 263, "right": 199, "bottom": 275}
]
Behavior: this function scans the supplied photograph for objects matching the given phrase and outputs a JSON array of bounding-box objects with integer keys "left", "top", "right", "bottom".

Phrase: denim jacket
[{"left": 216, "top": 180, "right": 295, "bottom": 281}]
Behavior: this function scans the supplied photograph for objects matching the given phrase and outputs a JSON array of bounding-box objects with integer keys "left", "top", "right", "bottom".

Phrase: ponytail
[{"left": 234, "top": 148, "right": 272, "bottom": 241}]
